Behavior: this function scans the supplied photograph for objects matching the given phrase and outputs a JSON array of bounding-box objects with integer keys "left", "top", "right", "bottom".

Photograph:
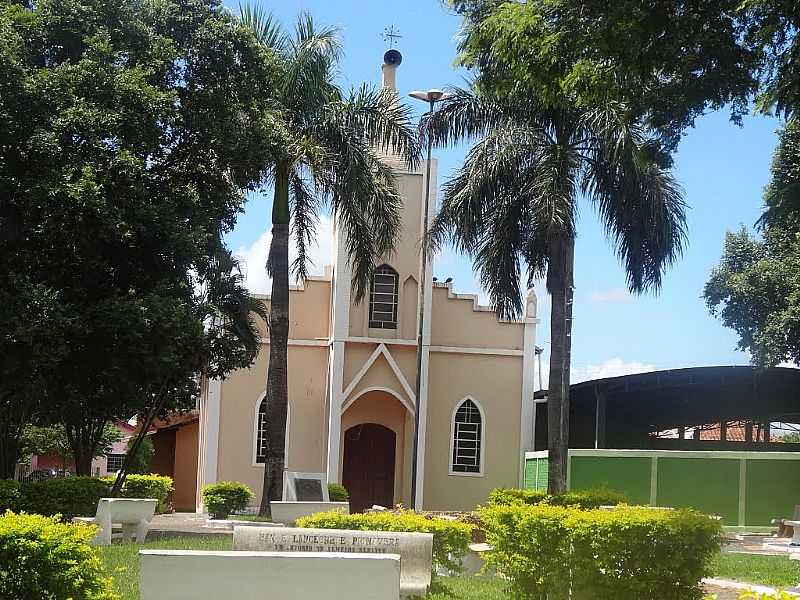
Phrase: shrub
[
  {"left": 202, "top": 481, "right": 254, "bottom": 519},
  {"left": 327, "top": 483, "right": 349, "bottom": 502},
  {"left": 487, "top": 487, "right": 626, "bottom": 509},
  {"left": 19, "top": 477, "right": 110, "bottom": 520},
  {"left": 0, "top": 480, "right": 20, "bottom": 512},
  {"left": 0, "top": 512, "right": 118, "bottom": 599},
  {"left": 120, "top": 474, "right": 173, "bottom": 513},
  {"left": 480, "top": 503, "right": 722, "bottom": 600},
  {"left": 298, "top": 509, "right": 473, "bottom": 573},
  {"left": 125, "top": 436, "right": 155, "bottom": 475}
]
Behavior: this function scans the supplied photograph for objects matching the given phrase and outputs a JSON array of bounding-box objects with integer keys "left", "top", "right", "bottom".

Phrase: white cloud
[
  {"left": 589, "top": 288, "right": 634, "bottom": 305},
  {"left": 235, "top": 215, "right": 334, "bottom": 294},
  {"left": 570, "top": 358, "right": 656, "bottom": 384}
]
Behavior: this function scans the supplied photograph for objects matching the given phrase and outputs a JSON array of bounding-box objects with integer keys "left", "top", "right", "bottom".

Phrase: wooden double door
[{"left": 342, "top": 423, "right": 396, "bottom": 513}]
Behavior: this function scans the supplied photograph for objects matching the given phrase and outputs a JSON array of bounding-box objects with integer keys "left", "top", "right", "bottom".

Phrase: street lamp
[{"left": 408, "top": 88, "right": 449, "bottom": 510}]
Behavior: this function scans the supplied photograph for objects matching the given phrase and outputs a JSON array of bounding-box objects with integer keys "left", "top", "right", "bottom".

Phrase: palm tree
[
  {"left": 240, "top": 7, "right": 419, "bottom": 515},
  {"left": 424, "top": 90, "right": 687, "bottom": 493}
]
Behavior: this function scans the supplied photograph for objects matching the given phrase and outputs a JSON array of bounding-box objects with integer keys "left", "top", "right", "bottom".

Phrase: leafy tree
[
  {"left": 0, "top": 0, "right": 276, "bottom": 474},
  {"left": 19, "top": 423, "right": 122, "bottom": 471},
  {"left": 427, "top": 5, "right": 688, "bottom": 492},
  {"left": 705, "top": 118, "right": 800, "bottom": 366},
  {"left": 124, "top": 435, "right": 154, "bottom": 475},
  {"left": 778, "top": 431, "right": 800, "bottom": 443},
  {"left": 240, "top": 7, "right": 419, "bottom": 516},
  {"left": 448, "top": 0, "right": 760, "bottom": 150}
]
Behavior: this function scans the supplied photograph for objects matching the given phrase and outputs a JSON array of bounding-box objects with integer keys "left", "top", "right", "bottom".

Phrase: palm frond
[
  {"left": 430, "top": 123, "right": 567, "bottom": 318},
  {"left": 585, "top": 133, "right": 687, "bottom": 294},
  {"left": 289, "top": 170, "right": 320, "bottom": 281},
  {"left": 239, "top": 3, "right": 288, "bottom": 51}
]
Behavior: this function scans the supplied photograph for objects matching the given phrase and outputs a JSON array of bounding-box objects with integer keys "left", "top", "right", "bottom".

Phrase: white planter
[{"left": 269, "top": 501, "right": 349, "bottom": 525}]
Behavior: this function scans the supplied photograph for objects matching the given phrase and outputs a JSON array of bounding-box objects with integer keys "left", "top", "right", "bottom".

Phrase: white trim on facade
[
  {"left": 341, "top": 343, "right": 416, "bottom": 410},
  {"left": 196, "top": 377, "right": 221, "bottom": 513},
  {"left": 341, "top": 385, "right": 416, "bottom": 416},
  {"left": 448, "top": 396, "right": 487, "bottom": 478},
  {"left": 519, "top": 290, "right": 538, "bottom": 485},
  {"left": 325, "top": 218, "right": 353, "bottom": 484},
  {"left": 430, "top": 345, "right": 524, "bottom": 356},
  {"left": 260, "top": 338, "right": 329, "bottom": 347}
]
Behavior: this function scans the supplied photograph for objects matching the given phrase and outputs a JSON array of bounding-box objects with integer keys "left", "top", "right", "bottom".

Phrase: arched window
[
  {"left": 450, "top": 398, "right": 484, "bottom": 475},
  {"left": 254, "top": 394, "right": 289, "bottom": 465},
  {"left": 256, "top": 397, "right": 269, "bottom": 464},
  {"left": 369, "top": 264, "right": 399, "bottom": 329}
]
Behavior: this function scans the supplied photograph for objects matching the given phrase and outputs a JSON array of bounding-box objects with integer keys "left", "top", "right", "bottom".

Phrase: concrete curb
[{"left": 703, "top": 577, "right": 800, "bottom": 597}]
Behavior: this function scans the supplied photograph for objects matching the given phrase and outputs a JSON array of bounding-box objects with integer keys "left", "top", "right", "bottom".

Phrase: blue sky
[{"left": 223, "top": 0, "right": 782, "bottom": 386}]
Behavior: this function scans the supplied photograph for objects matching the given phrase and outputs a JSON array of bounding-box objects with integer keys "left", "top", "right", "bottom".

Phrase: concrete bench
[
  {"left": 73, "top": 498, "right": 157, "bottom": 546},
  {"left": 139, "top": 550, "right": 400, "bottom": 600},
  {"left": 269, "top": 500, "right": 349, "bottom": 525},
  {"left": 234, "top": 525, "right": 433, "bottom": 597},
  {"left": 786, "top": 520, "right": 800, "bottom": 546}
]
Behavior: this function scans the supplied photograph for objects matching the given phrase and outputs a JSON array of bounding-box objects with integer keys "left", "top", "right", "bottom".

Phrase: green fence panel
[
  {"left": 524, "top": 457, "right": 549, "bottom": 491},
  {"left": 570, "top": 456, "right": 653, "bottom": 505},
  {"left": 745, "top": 459, "right": 800, "bottom": 526},
  {"left": 657, "top": 457, "right": 740, "bottom": 524}
]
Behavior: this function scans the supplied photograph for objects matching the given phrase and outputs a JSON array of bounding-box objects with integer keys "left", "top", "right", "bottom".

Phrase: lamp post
[{"left": 408, "top": 89, "right": 448, "bottom": 510}]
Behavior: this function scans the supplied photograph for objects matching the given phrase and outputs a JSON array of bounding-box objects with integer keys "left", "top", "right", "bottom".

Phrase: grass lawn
[
  {"left": 98, "top": 536, "right": 799, "bottom": 600},
  {"left": 712, "top": 552, "right": 800, "bottom": 589}
]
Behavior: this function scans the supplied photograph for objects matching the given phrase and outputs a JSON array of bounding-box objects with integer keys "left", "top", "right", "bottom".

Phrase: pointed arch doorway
[{"left": 343, "top": 423, "right": 396, "bottom": 512}]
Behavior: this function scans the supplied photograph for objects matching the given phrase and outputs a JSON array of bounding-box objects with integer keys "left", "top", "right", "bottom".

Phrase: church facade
[{"left": 196, "top": 54, "right": 539, "bottom": 513}]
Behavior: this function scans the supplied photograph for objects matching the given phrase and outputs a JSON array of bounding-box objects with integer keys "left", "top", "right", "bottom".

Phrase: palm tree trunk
[
  {"left": 546, "top": 234, "right": 575, "bottom": 494},
  {"left": 259, "top": 166, "right": 291, "bottom": 518}
]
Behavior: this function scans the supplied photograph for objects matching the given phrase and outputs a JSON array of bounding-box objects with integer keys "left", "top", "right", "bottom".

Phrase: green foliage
[
  {"left": 19, "top": 477, "right": 110, "bottom": 521},
  {"left": 327, "top": 483, "right": 349, "bottom": 502},
  {"left": 0, "top": 0, "right": 276, "bottom": 474},
  {"left": 124, "top": 436, "right": 154, "bottom": 475},
  {"left": 0, "top": 480, "right": 20, "bottom": 512},
  {"left": 479, "top": 503, "right": 722, "bottom": 600},
  {"left": 202, "top": 481, "right": 254, "bottom": 519},
  {"left": 101, "top": 474, "right": 173, "bottom": 514},
  {"left": 488, "top": 488, "right": 627, "bottom": 510},
  {"left": 705, "top": 118, "right": 800, "bottom": 366},
  {"left": 20, "top": 424, "right": 122, "bottom": 463},
  {"left": 778, "top": 432, "right": 800, "bottom": 443},
  {"left": 0, "top": 512, "right": 118, "bottom": 600},
  {"left": 297, "top": 510, "right": 473, "bottom": 573},
  {"left": 736, "top": 593, "right": 796, "bottom": 600}
]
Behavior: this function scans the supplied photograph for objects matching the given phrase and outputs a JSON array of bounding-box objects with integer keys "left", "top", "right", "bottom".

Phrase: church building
[{"left": 196, "top": 50, "right": 539, "bottom": 513}]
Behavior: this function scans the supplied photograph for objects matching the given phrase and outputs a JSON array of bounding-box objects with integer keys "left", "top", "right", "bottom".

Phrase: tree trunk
[
  {"left": 546, "top": 234, "right": 575, "bottom": 494},
  {"left": 259, "top": 166, "right": 291, "bottom": 517}
]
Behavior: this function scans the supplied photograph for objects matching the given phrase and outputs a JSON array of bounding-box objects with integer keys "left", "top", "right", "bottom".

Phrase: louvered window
[
  {"left": 369, "top": 265, "right": 399, "bottom": 329},
  {"left": 452, "top": 399, "right": 483, "bottom": 474}
]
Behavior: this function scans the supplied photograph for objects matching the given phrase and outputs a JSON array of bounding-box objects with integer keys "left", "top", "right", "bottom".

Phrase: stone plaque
[
  {"left": 234, "top": 526, "right": 434, "bottom": 596},
  {"left": 283, "top": 471, "right": 329, "bottom": 502},
  {"left": 295, "top": 478, "right": 324, "bottom": 501}
]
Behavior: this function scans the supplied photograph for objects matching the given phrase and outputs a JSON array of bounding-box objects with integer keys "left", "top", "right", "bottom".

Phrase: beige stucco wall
[
  {"left": 430, "top": 285, "right": 525, "bottom": 350},
  {"left": 340, "top": 390, "right": 410, "bottom": 506},
  {"left": 253, "top": 278, "right": 331, "bottom": 341},
  {"left": 422, "top": 352, "right": 523, "bottom": 511},
  {"left": 349, "top": 171, "right": 424, "bottom": 340},
  {"left": 217, "top": 344, "right": 329, "bottom": 499},
  {"left": 173, "top": 422, "right": 199, "bottom": 511}
]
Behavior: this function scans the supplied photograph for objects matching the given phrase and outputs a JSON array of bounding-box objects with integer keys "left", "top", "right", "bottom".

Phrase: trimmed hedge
[
  {"left": 202, "top": 481, "right": 254, "bottom": 519},
  {"left": 327, "top": 483, "right": 349, "bottom": 502},
  {"left": 488, "top": 487, "right": 627, "bottom": 509},
  {"left": 0, "top": 512, "right": 118, "bottom": 599},
  {"left": 101, "top": 474, "right": 173, "bottom": 513},
  {"left": 480, "top": 503, "right": 721, "bottom": 600},
  {"left": 297, "top": 510, "right": 472, "bottom": 573},
  {"left": 19, "top": 475, "right": 174, "bottom": 520},
  {"left": 0, "top": 480, "right": 20, "bottom": 512},
  {"left": 19, "top": 477, "right": 110, "bottom": 521}
]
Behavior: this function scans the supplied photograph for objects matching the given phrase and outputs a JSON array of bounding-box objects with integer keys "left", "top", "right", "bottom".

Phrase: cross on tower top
[{"left": 382, "top": 25, "right": 402, "bottom": 48}]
